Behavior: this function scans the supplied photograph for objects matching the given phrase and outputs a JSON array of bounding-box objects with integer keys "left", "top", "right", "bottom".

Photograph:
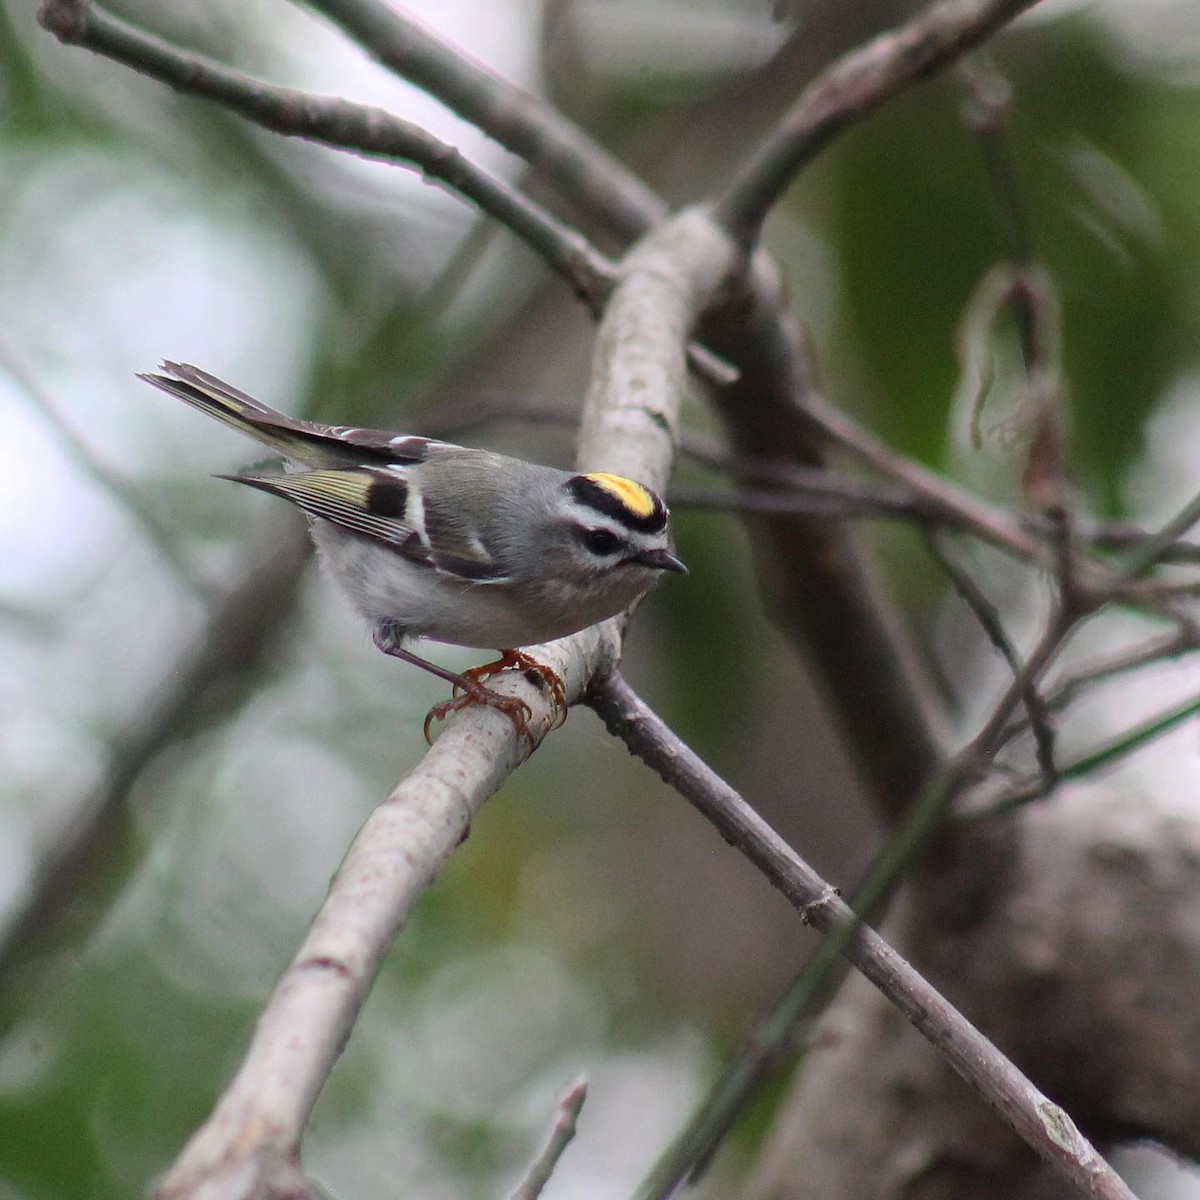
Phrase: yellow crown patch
[{"left": 583, "top": 472, "right": 657, "bottom": 519}]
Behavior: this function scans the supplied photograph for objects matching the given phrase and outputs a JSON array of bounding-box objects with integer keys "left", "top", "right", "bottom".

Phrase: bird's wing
[{"left": 227, "top": 466, "right": 509, "bottom": 582}]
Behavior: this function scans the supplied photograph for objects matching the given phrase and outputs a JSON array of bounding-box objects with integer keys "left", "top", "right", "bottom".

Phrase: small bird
[{"left": 140, "top": 363, "right": 686, "bottom": 739}]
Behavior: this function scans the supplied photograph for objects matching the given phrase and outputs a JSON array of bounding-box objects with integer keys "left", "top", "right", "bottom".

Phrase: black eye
[{"left": 581, "top": 527, "right": 622, "bottom": 556}]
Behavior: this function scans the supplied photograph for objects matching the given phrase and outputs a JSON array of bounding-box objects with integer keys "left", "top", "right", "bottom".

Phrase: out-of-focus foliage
[{"left": 2, "top": 1, "right": 1200, "bottom": 1198}]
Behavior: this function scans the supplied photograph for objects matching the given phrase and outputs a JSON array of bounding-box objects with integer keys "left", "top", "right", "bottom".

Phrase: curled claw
[
  {"left": 423, "top": 686, "right": 533, "bottom": 746},
  {"left": 475, "top": 650, "right": 568, "bottom": 730},
  {"left": 424, "top": 650, "right": 568, "bottom": 745}
]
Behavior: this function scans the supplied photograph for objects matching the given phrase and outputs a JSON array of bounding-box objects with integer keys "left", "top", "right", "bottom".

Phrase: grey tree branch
[
  {"left": 153, "top": 623, "right": 622, "bottom": 1200},
  {"left": 300, "top": 0, "right": 668, "bottom": 240},
  {"left": 508, "top": 1077, "right": 588, "bottom": 1200},
  {"left": 37, "top": 0, "right": 615, "bottom": 308},
  {"left": 714, "top": 0, "right": 1043, "bottom": 241},
  {"left": 306, "top": 0, "right": 975, "bottom": 838},
  {"left": 925, "top": 532, "right": 1057, "bottom": 783},
  {"left": 585, "top": 672, "right": 1135, "bottom": 1200}
]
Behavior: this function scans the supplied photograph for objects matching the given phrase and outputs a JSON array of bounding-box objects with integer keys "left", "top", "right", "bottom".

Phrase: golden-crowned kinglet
[{"left": 140, "top": 363, "right": 686, "bottom": 737}]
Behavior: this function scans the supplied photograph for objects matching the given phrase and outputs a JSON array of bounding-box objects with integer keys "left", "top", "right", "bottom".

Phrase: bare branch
[
  {"left": 37, "top": 0, "right": 614, "bottom": 307},
  {"left": 968, "top": 687, "right": 1200, "bottom": 821},
  {"left": 926, "top": 532, "right": 1056, "bottom": 783},
  {"left": 508, "top": 1078, "right": 588, "bottom": 1200},
  {"left": 300, "top": 0, "right": 667, "bottom": 239},
  {"left": 957, "top": 53, "right": 1034, "bottom": 264},
  {"left": 586, "top": 672, "right": 1135, "bottom": 1200},
  {"left": 1111, "top": 488, "right": 1200, "bottom": 588},
  {"left": 153, "top": 627, "right": 620, "bottom": 1200},
  {"left": 715, "top": 0, "right": 1043, "bottom": 241}
]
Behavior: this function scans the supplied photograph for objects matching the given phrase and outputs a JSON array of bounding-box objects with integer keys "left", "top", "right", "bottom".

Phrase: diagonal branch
[
  {"left": 37, "top": 0, "right": 614, "bottom": 307},
  {"left": 300, "top": 0, "right": 668, "bottom": 239},
  {"left": 153, "top": 623, "right": 621, "bottom": 1200},
  {"left": 925, "top": 531, "right": 1056, "bottom": 782},
  {"left": 0, "top": 516, "right": 312, "bottom": 1014},
  {"left": 714, "top": 0, "right": 1043, "bottom": 241},
  {"left": 586, "top": 672, "right": 1135, "bottom": 1200}
]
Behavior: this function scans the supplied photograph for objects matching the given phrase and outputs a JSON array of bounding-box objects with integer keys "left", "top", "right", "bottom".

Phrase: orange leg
[
  {"left": 455, "top": 650, "right": 568, "bottom": 726},
  {"left": 426, "top": 649, "right": 568, "bottom": 744},
  {"left": 372, "top": 627, "right": 567, "bottom": 745}
]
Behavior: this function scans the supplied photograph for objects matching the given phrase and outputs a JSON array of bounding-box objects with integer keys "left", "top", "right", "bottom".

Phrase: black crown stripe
[{"left": 566, "top": 473, "right": 667, "bottom": 534}]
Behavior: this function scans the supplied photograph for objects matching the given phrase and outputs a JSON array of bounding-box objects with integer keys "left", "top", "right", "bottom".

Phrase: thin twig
[
  {"left": 417, "top": 391, "right": 1200, "bottom": 571},
  {"left": 1065, "top": 518, "right": 1200, "bottom": 564},
  {"left": 39, "top": 2, "right": 746, "bottom": 391},
  {"left": 1109, "top": 489, "right": 1200, "bottom": 590},
  {"left": 586, "top": 672, "right": 1134, "bottom": 1200},
  {"left": 797, "top": 385, "right": 1192, "bottom": 629},
  {"left": 640, "top": 479, "right": 1200, "bottom": 1185},
  {"left": 957, "top": 53, "right": 1034, "bottom": 264},
  {"left": 966, "top": 688, "right": 1200, "bottom": 822},
  {"left": 507, "top": 1078, "right": 588, "bottom": 1200},
  {"left": 629, "top": 606, "right": 1074, "bottom": 1195},
  {"left": 670, "top": 483, "right": 920, "bottom": 521},
  {"left": 926, "top": 532, "right": 1056, "bottom": 783},
  {"left": 997, "top": 627, "right": 1197, "bottom": 747}
]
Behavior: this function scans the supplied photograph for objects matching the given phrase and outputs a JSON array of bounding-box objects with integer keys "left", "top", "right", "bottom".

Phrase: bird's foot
[{"left": 423, "top": 650, "right": 567, "bottom": 745}]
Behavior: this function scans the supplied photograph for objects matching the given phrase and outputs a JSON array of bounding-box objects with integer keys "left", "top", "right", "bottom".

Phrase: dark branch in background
[
  {"left": 632, "top": 476, "right": 1200, "bottom": 1189},
  {"left": 925, "top": 532, "right": 1057, "bottom": 783},
  {"left": 624, "top": 584, "right": 1084, "bottom": 1197},
  {"left": 967, "top": 687, "right": 1200, "bottom": 822},
  {"left": 0, "top": 517, "right": 311, "bottom": 1018},
  {"left": 586, "top": 673, "right": 1136, "bottom": 1200},
  {"left": 957, "top": 54, "right": 1035, "bottom": 264},
  {"left": 417, "top": 391, "right": 1200, "bottom": 566},
  {"left": 700, "top": 294, "right": 951, "bottom": 821},
  {"left": 1000, "top": 627, "right": 1199, "bottom": 746},
  {"left": 713, "top": 0, "right": 1042, "bottom": 242},
  {"left": 1112, "top": 489, "right": 1200, "bottom": 589}
]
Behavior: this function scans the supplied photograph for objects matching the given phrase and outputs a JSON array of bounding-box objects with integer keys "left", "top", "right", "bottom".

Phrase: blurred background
[{"left": 3, "top": 0, "right": 1200, "bottom": 1196}]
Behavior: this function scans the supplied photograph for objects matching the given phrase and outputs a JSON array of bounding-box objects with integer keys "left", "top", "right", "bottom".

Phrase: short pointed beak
[{"left": 635, "top": 547, "right": 688, "bottom": 574}]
